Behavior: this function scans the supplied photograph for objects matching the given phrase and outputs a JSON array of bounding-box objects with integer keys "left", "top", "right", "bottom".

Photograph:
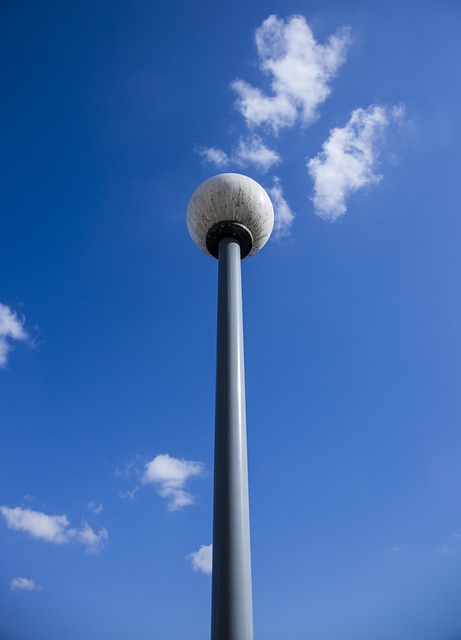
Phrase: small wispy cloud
[
  {"left": 115, "top": 457, "right": 143, "bottom": 500},
  {"left": 87, "top": 501, "right": 104, "bottom": 515},
  {"left": 9, "top": 577, "right": 43, "bottom": 592},
  {"left": 71, "top": 522, "right": 108, "bottom": 552},
  {"left": 233, "top": 136, "right": 281, "bottom": 172},
  {"left": 436, "top": 545, "right": 451, "bottom": 555},
  {"left": 436, "top": 533, "right": 461, "bottom": 556},
  {"left": 267, "top": 176, "right": 295, "bottom": 237},
  {"left": 115, "top": 458, "right": 143, "bottom": 480},
  {"left": 0, "top": 506, "right": 108, "bottom": 553},
  {"left": 187, "top": 544, "right": 212, "bottom": 575},
  {"left": 0, "top": 303, "right": 29, "bottom": 368},
  {"left": 307, "top": 104, "right": 405, "bottom": 220},
  {"left": 195, "top": 145, "right": 230, "bottom": 169},
  {"left": 142, "top": 454, "right": 205, "bottom": 511},
  {"left": 196, "top": 136, "right": 280, "bottom": 174},
  {"left": 232, "top": 15, "right": 350, "bottom": 133},
  {"left": 118, "top": 487, "right": 139, "bottom": 501}
]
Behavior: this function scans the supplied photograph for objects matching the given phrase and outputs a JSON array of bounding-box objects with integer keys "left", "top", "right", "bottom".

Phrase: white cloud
[
  {"left": 69, "top": 521, "right": 108, "bottom": 553},
  {"left": 1, "top": 506, "right": 70, "bottom": 544},
  {"left": 307, "top": 104, "right": 404, "bottom": 220},
  {"left": 0, "top": 303, "right": 28, "bottom": 368},
  {"left": 195, "top": 136, "right": 280, "bottom": 173},
  {"left": 142, "top": 454, "right": 205, "bottom": 512},
  {"left": 233, "top": 136, "right": 281, "bottom": 172},
  {"left": 267, "top": 176, "right": 295, "bottom": 237},
  {"left": 9, "top": 577, "right": 43, "bottom": 592},
  {"left": 0, "top": 506, "right": 108, "bottom": 553},
  {"left": 187, "top": 544, "right": 212, "bottom": 575},
  {"left": 232, "top": 15, "right": 350, "bottom": 132},
  {"left": 118, "top": 487, "right": 139, "bottom": 501},
  {"left": 195, "top": 145, "right": 230, "bottom": 168},
  {"left": 88, "top": 501, "right": 104, "bottom": 515}
]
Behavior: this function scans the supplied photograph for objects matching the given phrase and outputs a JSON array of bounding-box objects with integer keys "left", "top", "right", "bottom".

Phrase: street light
[{"left": 187, "top": 173, "right": 274, "bottom": 640}]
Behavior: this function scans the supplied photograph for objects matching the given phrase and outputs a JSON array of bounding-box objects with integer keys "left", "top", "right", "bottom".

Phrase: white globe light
[{"left": 187, "top": 173, "right": 274, "bottom": 258}]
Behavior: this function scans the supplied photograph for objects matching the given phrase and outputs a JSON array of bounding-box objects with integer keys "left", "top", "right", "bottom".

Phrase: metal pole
[{"left": 211, "top": 237, "right": 254, "bottom": 640}]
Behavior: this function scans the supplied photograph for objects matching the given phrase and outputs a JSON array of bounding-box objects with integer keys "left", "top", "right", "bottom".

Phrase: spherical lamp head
[{"left": 187, "top": 173, "right": 274, "bottom": 259}]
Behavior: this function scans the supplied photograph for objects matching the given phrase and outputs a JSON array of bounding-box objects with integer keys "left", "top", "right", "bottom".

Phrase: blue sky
[{"left": 1, "top": 1, "right": 461, "bottom": 638}]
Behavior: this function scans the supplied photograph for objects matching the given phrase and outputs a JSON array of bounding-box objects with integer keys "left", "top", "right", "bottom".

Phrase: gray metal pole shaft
[{"left": 211, "top": 237, "right": 254, "bottom": 640}]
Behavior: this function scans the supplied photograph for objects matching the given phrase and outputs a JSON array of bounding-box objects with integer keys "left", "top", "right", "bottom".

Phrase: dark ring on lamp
[{"left": 206, "top": 221, "right": 253, "bottom": 259}]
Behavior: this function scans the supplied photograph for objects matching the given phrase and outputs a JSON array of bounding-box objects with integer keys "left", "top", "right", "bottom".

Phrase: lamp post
[{"left": 187, "top": 174, "right": 274, "bottom": 640}]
